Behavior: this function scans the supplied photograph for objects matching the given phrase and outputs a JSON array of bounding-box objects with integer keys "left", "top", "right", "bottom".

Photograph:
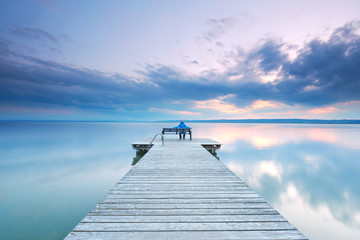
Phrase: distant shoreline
[{"left": 1, "top": 119, "right": 360, "bottom": 124}]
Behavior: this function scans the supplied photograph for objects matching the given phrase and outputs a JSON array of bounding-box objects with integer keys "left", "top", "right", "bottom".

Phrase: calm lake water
[{"left": 0, "top": 122, "right": 359, "bottom": 239}]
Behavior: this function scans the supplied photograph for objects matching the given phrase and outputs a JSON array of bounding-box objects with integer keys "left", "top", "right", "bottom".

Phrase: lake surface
[{"left": 0, "top": 122, "right": 359, "bottom": 239}]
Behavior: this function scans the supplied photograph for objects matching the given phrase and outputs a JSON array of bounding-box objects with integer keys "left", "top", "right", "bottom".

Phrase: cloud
[
  {"left": 202, "top": 17, "right": 237, "bottom": 42},
  {"left": 249, "top": 161, "right": 283, "bottom": 188},
  {"left": 138, "top": 65, "right": 230, "bottom": 101},
  {"left": 149, "top": 107, "right": 201, "bottom": 115},
  {"left": 249, "top": 39, "right": 288, "bottom": 72},
  {"left": 0, "top": 44, "right": 228, "bottom": 114},
  {"left": 228, "top": 73, "right": 243, "bottom": 81},
  {"left": 10, "top": 26, "right": 58, "bottom": 43},
  {"left": 195, "top": 95, "right": 283, "bottom": 115},
  {"left": 195, "top": 94, "right": 249, "bottom": 114},
  {"left": 1, "top": 21, "right": 360, "bottom": 119},
  {"left": 0, "top": 47, "right": 161, "bottom": 111},
  {"left": 222, "top": 20, "right": 360, "bottom": 108},
  {"left": 215, "top": 42, "right": 224, "bottom": 48},
  {"left": 0, "top": 104, "right": 72, "bottom": 114},
  {"left": 278, "top": 21, "right": 360, "bottom": 106},
  {"left": 307, "top": 107, "right": 338, "bottom": 114},
  {"left": 0, "top": 38, "right": 13, "bottom": 56},
  {"left": 251, "top": 99, "right": 284, "bottom": 110}
]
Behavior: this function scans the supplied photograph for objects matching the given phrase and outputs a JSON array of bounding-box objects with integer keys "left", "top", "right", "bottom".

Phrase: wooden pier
[{"left": 65, "top": 136, "right": 307, "bottom": 239}]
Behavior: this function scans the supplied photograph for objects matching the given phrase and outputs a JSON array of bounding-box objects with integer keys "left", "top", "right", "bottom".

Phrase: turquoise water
[{"left": 0, "top": 122, "right": 359, "bottom": 239}]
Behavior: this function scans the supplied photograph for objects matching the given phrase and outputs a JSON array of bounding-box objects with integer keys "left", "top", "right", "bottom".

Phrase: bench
[{"left": 162, "top": 128, "right": 192, "bottom": 140}]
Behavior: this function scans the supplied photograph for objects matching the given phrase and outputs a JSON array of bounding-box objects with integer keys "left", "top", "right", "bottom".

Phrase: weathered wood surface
[{"left": 65, "top": 137, "right": 307, "bottom": 240}]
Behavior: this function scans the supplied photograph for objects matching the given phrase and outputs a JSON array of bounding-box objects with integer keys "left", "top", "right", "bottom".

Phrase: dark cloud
[
  {"left": 10, "top": 26, "right": 58, "bottom": 43},
  {"left": 0, "top": 38, "right": 13, "bottom": 56},
  {"left": 215, "top": 21, "right": 360, "bottom": 107},
  {"left": 278, "top": 21, "right": 360, "bottom": 106},
  {"left": 0, "top": 44, "right": 159, "bottom": 110},
  {"left": 249, "top": 39, "right": 287, "bottom": 72},
  {"left": 1, "top": 21, "right": 360, "bottom": 114},
  {"left": 0, "top": 45, "right": 224, "bottom": 111},
  {"left": 141, "top": 65, "right": 230, "bottom": 101}
]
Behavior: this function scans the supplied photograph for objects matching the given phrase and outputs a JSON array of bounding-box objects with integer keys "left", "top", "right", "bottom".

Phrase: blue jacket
[{"left": 174, "top": 121, "right": 190, "bottom": 133}]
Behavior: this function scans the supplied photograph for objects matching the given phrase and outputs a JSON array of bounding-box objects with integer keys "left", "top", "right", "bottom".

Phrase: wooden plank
[
  {"left": 121, "top": 176, "right": 239, "bottom": 179},
  {"left": 94, "top": 202, "right": 272, "bottom": 209},
  {"left": 113, "top": 183, "right": 248, "bottom": 188},
  {"left": 88, "top": 208, "right": 279, "bottom": 216},
  {"left": 100, "top": 198, "right": 265, "bottom": 204},
  {"left": 65, "top": 230, "right": 307, "bottom": 240},
  {"left": 107, "top": 191, "right": 257, "bottom": 196},
  {"left": 111, "top": 186, "right": 252, "bottom": 191},
  {"left": 119, "top": 180, "right": 243, "bottom": 183},
  {"left": 81, "top": 214, "right": 287, "bottom": 223},
  {"left": 65, "top": 137, "right": 307, "bottom": 240},
  {"left": 103, "top": 193, "right": 262, "bottom": 198},
  {"left": 73, "top": 221, "right": 297, "bottom": 231},
  {"left": 67, "top": 230, "right": 306, "bottom": 240},
  {"left": 117, "top": 181, "right": 246, "bottom": 184}
]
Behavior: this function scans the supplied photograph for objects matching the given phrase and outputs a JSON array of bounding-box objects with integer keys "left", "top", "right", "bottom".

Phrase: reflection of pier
[{"left": 65, "top": 137, "right": 307, "bottom": 239}]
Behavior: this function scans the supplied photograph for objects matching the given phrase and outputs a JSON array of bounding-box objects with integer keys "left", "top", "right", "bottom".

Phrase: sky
[{"left": 0, "top": 0, "right": 360, "bottom": 121}]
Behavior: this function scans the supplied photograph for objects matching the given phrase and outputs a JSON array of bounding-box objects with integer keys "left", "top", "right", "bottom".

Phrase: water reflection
[
  {"left": 1, "top": 122, "right": 359, "bottom": 240},
  {"left": 191, "top": 123, "right": 360, "bottom": 240},
  {"left": 0, "top": 122, "right": 163, "bottom": 240},
  {"left": 132, "top": 149, "right": 148, "bottom": 165},
  {"left": 277, "top": 183, "right": 360, "bottom": 240},
  {"left": 193, "top": 123, "right": 360, "bottom": 149},
  {"left": 206, "top": 149, "right": 220, "bottom": 160}
]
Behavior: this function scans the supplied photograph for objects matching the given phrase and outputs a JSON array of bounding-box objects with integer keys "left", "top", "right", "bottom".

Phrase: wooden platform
[{"left": 65, "top": 137, "right": 307, "bottom": 239}]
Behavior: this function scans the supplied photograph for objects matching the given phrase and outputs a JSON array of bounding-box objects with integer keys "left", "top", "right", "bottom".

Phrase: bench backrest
[{"left": 162, "top": 128, "right": 191, "bottom": 133}]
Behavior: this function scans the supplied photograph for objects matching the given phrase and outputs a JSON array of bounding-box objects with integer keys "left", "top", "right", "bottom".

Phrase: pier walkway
[{"left": 65, "top": 137, "right": 307, "bottom": 239}]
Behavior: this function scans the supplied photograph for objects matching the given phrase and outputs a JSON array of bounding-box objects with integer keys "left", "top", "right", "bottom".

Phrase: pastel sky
[{"left": 1, "top": 0, "right": 360, "bottom": 121}]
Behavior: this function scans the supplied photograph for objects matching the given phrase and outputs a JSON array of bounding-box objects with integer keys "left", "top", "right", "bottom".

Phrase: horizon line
[{"left": 1, "top": 118, "right": 360, "bottom": 124}]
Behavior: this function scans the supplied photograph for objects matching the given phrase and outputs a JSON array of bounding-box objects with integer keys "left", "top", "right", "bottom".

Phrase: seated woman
[{"left": 174, "top": 121, "right": 190, "bottom": 139}]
